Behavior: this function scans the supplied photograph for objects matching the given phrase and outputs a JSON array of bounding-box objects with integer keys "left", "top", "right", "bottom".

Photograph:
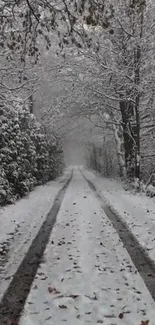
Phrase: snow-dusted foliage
[
  {"left": 0, "top": 101, "right": 64, "bottom": 206},
  {"left": 86, "top": 139, "right": 120, "bottom": 179}
]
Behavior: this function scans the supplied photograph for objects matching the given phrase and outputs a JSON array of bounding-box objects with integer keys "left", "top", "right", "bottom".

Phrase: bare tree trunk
[
  {"left": 120, "top": 99, "right": 136, "bottom": 178},
  {"left": 28, "top": 94, "right": 34, "bottom": 113},
  {"left": 113, "top": 123, "right": 126, "bottom": 178},
  {"left": 120, "top": 98, "right": 140, "bottom": 179},
  {"left": 119, "top": 0, "right": 144, "bottom": 180},
  {"left": 132, "top": 0, "right": 144, "bottom": 178}
]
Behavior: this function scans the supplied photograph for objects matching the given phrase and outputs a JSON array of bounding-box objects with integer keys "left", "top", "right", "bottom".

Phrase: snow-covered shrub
[
  {"left": 0, "top": 101, "right": 64, "bottom": 206},
  {"left": 131, "top": 173, "right": 155, "bottom": 197},
  {"left": 146, "top": 184, "right": 155, "bottom": 198},
  {"left": 131, "top": 178, "right": 147, "bottom": 193},
  {"left": 47, "top": 131, "right": 64, "bottom": 179}
]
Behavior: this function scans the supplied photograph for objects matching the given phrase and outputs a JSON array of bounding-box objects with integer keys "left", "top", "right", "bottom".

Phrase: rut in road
[
  {"left": 19, "top": 169, "right": 155, "bottom": 325},
  {"left": 0, "top": 171, "right": 73, "bottom": 325},
  {"left": 81, "top": 170, "right": 155, "bottom": 302}
]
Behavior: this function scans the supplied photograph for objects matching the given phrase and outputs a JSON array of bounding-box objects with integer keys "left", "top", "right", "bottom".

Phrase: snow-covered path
[
  {"left": 0, "top": 169, "right": 71, "bottom": 301},
  {"left": 19, "top": 169, "right": 155, "bottom": 325},
  {"left": 83, "top": 169, "right": 155, "bottom": 267}
]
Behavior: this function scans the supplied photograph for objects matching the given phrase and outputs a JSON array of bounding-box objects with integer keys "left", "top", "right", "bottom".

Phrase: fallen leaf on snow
[
  {"left": 69, "top": 294, "right": 79, "bottom": 299},
  {"left": 104, "top": 314, "right": 116, "bottom": 318},
  {"left": 41, "top": 276, "right": 48, "bottom": 280},
  {"left": 85, "top": 293, "right": 98, "bottom": 301},
  {"left": 48, "top": 287, "right": 60, "bottom": 294},
  {"left": 59, "top": 305, "right": 67, "bottom": 309},
  {"left": 140, "top": 321, "right": 149, "bottom": 325},
  {"left": 58, "top": 241, "right": 65, "bottom": 246},
  {"left": 119, "top": 313, "right": 124, "bottom": 319},
  {"left": 45, "top": 316, "right": 52, "bottom": 321}
]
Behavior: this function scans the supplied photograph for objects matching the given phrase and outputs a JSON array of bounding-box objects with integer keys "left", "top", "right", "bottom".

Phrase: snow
[
  {"left": 20, "top": 169, "right": 155, "bottom": 325},
  {"left": 83, "top": 168, "right": 155, "bottom": 266},
  {"left": 0, "top": 169, "right": 71, "bottom": 300}
]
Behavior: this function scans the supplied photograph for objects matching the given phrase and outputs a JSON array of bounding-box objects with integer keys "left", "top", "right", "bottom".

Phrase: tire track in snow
[
  {"left": 0, "top": 171, "right": 73, "bottom": 325},
  {"left": 81, "top": 170, "right": 155, "bottom": 302}
]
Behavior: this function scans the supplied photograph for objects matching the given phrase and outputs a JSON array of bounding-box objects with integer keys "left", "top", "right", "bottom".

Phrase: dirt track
[
  {"left": 82, "top": 170, "right": 155, "bottom": 301},
  {"left": 1, "top": 168, "right": 155, "bottom": 324},
  {"left": 0, "top": 172, "right": 72, "bottom": 325}
]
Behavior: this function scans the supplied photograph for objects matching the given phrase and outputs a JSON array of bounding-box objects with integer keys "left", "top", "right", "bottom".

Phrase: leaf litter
[{"left": 19, "top": 171, "right": 155, "bottom": 325}]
